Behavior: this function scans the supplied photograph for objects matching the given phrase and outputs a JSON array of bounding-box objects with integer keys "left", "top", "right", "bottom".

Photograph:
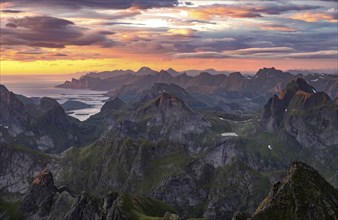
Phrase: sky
[{"left": 0, "top": 0, "right": 337, "bottom": 75}]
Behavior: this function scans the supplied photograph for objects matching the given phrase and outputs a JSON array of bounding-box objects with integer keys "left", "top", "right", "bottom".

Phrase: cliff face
[
  {"left": 11, "top": 161, "right": 337, "bottom": 220},
  {"left": 204, "top": 163, "right": 270, "bottom": 220},
  {"left": 18, "top": 170, "right": 178, "bottom": 220},
  {"left": 251, "top": 161, "right": 338, "bottom": 220},
  {"left": 102, "top": 92, "right": 211, "bottom": 145},
  {"left": 0, "top": 144, "right": 56, "bottom": 194},
  {"left": 259, "top": 79, "right": 338, "bottom": 186}
]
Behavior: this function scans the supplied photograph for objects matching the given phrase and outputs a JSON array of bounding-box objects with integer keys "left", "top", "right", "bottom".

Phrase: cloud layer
[{"left": 0, "top": 0, "right": 337, "bottom": 71}]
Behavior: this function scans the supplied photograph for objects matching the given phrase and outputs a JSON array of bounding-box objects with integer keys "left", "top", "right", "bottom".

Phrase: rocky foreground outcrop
[
  {"left": 18, "top": 170, "right": 178, "bottom": 220},
  {"left": 6, "top": 161, "right": 337, "bottom": 220},
  {"left": 250, "top": 161, "right": 338, "bottom": 220}
]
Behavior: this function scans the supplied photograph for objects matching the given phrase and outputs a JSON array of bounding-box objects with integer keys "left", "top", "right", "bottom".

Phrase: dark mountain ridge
[
  {"left": 57, "top": 67, "right": 337, "bottom": 113},
  {"left": 0, "top": 85, "right": 96, "bottom": 153}
]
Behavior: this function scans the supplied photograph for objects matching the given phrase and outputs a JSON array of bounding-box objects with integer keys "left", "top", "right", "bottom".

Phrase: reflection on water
[{"left": 0, "top": 75, "right": 108, "bottom": 121}]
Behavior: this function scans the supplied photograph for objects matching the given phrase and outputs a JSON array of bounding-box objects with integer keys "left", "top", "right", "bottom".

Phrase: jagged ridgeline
[{"left": 0, "top": 68, "right": 338, "bottom": 219}]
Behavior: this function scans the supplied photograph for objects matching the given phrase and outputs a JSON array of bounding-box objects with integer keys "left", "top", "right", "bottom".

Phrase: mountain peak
[
  {"left": 159, "top": 69, "right": 170, "bottom": 74},
  {"left": 228, "top": 72, "right": 243, "bottom": 78},
  {"left": 280, "top": 77, "right": 316, "bottom": 100},
  {"left": 0, "top": 84, "right": 9, "bottom": 94},
  {"left": 256, "top": 67, "right": 284, "bottom": 77},
  {"left": 32, "top": 169, "right": 54, "bottom": 186},
  {"left": 101, "top": 97, "right": 125, "bottom": 112},
  {"left": 136, "top": 66, "right": 157, "bottom": 75},
  {"left": 166, "top": 68, "right": 180, "bottom": 77},
  {"left": 20, "top": 169, "right": 57, "bottom": 217},
  {"left": 138, "top": 66, "right": 152, "bottom": 71},
  {"left": 137, "top": 66, "right": 152, "bottom": 72},
  {"left": 199, "top": 71, "right": 212, "bottom": 77},
  {"left": 157, "top": 92, "right": 185, "bottom": 107},
  {"left": 251, "top": 161, "right": 338, "bottom": 220}
]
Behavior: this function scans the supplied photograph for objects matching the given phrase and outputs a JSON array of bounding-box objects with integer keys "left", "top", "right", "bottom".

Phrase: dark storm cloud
[
  {"left": 0, "top": 0, "right": 178, "bottom": 9},
  {"left": 1, "top": 9, "right": 24, "bottom": 13},
  {"left": 8, "top": 16, "right": 74, "bottom": 30},
  {"left": 5, "top": 23, "right": 17, "bottom": 28},
  {"left": 1, "top": 16, "right": 115, "bottom": 48}
]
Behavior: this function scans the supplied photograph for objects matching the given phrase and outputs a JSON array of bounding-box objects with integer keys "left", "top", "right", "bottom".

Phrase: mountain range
[
  {"left": 58, "top": 67, "right": 338, "bottom": 113},
  {"left": 0, "top": 70, "right": 337, "bottom": 219}
]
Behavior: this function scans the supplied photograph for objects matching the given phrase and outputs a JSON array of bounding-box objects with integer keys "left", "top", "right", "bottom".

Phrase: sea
[{"left": 0, "top": 74, "right": 109, "bottom": 121}]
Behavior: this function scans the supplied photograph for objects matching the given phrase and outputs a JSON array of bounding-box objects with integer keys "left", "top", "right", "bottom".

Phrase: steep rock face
[
  {"left": 56, "top": 77, "right": 103, "bottom": 89},
  {"left": 140, "top": 83, "right": 208, "bottom": 110},
  {"left": 260, "top": 95, "right": 286, "bottom": 132},
  {"left": 260, "top": 78, "right": 338, "bottom": 147},
  {"left": 251, "top": 161, "right": 338, "bottom": 220},
  {"left": 0, "top": 85, "right": 94, "bottom": 153},
  {"left": 64, "top": 192, "right": 102, "bottom": 220},
  {"left": 205, "top": 138, "right": 246, "bottom": 168},
  {"left": 259, "top": 78, "right": 338, "bottom": 185},
  {"left": 104, "top": 93, "right": 211, "bottom": 143},
  {"left": 220, "top": 72, "right": 246, "bottom": 92},
  {"left": 19, "top": 170, "right": 57, "bottom": 219},
  {"left": 204, "top": 163, "right": 271, "bottom": 220},
  {"left": 260, "top": 78, "right": 317, "bottom": 133},
  {"left": 18, "top": 170, "right": 178, "bottom": 220},
  {"left": 101, "top": 97, "right": 126, "bottom": 113},
  {"left": 152, "top": 159, "right": 214, "bottom": 217},
  {"left": 0, "top": 144, "right": 57, "bottom": 194},
  {"left": 285, "top": 91, "right": 338, "bottom": 148},
  {"left": 19, "top": 170, "right": 102, "bottom": 220},
  {"left": 0, "top": 88, "right": 26, "bottom": 136},
  {"left": 137, "top": 93, "right": 210, "bottom": 138},
  {"left": 187, "top": 72, "right": 226, "bottom": 87}
]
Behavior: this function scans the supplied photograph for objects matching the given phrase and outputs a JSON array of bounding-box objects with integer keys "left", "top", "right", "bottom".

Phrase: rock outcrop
[
  {"left": 0, "top": 85, "right": 95, "bottom": 153},
  {"left": 103, "top": 92, "right": 211, "bottom": 144},
  {"left": 0, "top": 143, "right": 56, "bottom": 194},
  {"left": 259, "top": 78, "right": 338, "bottom": 186},
  {"left": 204, "top": 163, "right": 270, "bottom": 220},
  {"left": 250, "top": 161, "right": 338, "bottom": 220},
  {"left": 18, "top": 170, "right": 178, "bottom": 220}
]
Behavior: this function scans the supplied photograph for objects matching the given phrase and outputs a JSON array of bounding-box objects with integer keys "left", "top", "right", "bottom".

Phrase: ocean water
[{"left": 0, "top": 75, "right": 108, "bottom": 121}]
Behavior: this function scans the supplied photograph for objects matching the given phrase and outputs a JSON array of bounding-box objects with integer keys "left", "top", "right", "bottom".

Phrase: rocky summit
[
  {"left": 251, "top": 161, "right": 338, "bottom": 220},
  {"left": 17, "top": 170, "right": 178, "bottom": 220}
]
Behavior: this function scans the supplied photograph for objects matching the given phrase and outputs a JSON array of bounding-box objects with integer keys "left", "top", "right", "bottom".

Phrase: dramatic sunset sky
[{"left": 0, "top": 0, "right": 337, "bottom": 75}]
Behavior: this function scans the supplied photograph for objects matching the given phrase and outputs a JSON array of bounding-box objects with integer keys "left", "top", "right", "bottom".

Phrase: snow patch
[
  {"left": 221, "top": 132, "right": 238, "bottom": 137},
  {"left": 219, "top": 117, "right": 225, "bottom": 121},
  {"left": 0, "top": 124, "right": 8, "bottom": 129}
]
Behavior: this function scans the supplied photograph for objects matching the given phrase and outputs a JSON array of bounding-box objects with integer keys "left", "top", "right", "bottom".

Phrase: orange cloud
[
  {"left": 167, "top": 28, "right": 196, "bottom": 36},
  {"left": 291, "top": 11, "right": 338, "bottom": 23},
  {"left": 260, "top": 24, "right": 298, "bottom": 32},
  {"left": 188, "top": 6, "right": 261, "bottom": 20}
]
